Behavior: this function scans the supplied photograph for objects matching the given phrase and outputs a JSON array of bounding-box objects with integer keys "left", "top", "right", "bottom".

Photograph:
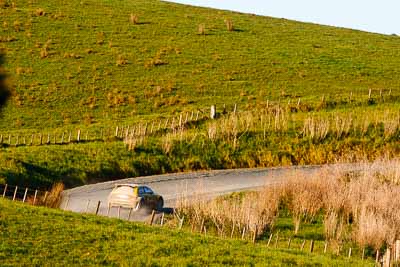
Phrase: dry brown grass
[
  {"left": 31, "top": 183, "right": 65, "bottom": 208},
  {"left": 176, "top": 185, "right": 282, "bottom": 239},
  {"left": 129, "top": 14, "right": 138, "bottom": 25},
  {"left": 176, "top": 158, "right": 400, "bottom": 249},
  {"left": 283, "top": 159, "right": 400, "bottom": 250},
  {"left": 198, "top": 24, "right": 205, "bottom": 35},
  {"left": 225, "top": 19, "right": 234, "bottom": 31}
]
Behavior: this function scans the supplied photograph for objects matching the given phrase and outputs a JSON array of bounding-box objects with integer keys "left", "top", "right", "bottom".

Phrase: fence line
[
  {"left": 2, "top": 182, "right": 396, "bottom": 264},
  {"left": 2, "top": 91, "right": 400, "bottom": 148}
]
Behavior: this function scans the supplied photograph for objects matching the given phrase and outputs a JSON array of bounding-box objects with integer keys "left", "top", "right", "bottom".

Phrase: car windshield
[{"left": 144, "top": 187, "right": 154, "bottom": 194}]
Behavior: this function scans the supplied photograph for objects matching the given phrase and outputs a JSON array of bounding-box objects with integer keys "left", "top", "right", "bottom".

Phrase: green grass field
[
  {"left": 1, "top": 0, "right": 399, "bottom": 189},
  {"left": 0, "top": 198, "right": 373, "bottom": 266}
]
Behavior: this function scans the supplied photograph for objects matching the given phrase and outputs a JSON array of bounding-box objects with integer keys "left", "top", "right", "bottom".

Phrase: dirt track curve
[{"left": 60, "top": 164, "right": 360, "bottom": 221}]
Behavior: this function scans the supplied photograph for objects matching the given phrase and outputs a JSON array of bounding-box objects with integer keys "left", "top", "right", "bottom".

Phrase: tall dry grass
[
  {"left": 176, "top": 185, "right": 282, "bottom": 238},
  {"left": 31, "top": 182, "right": 65, "bottom": 208},
  {"left": 283, "top": 159, "right": 400, "bottom": 250},
  {"left": 177, "top": 158, "right": 400, "bottom": 250}
]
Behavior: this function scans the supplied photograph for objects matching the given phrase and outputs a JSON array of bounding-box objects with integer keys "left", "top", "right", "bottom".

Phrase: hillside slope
[
  {"left": 1, "top": 0, "right": 399, "bottom": 129},
  {"left": 0, "top": 0, "right": 399, "bottom": 189}
]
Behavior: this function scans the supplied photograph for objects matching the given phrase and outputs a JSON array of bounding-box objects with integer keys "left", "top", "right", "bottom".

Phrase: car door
[
  {"left": 143, "top": 186, "right": 156, "bottom": 206},
  {"left": 138, "top": 186, "right": 147, "bottom": 204}
]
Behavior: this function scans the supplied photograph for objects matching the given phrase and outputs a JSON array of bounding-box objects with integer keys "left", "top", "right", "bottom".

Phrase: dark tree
[{"left": 0, "top": 52, "right": 10, "bottom": 111}]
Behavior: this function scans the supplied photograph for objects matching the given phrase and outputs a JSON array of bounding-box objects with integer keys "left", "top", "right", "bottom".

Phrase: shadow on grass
[{"left": 1, "top": 160, "right": 84, "bottom": 189}]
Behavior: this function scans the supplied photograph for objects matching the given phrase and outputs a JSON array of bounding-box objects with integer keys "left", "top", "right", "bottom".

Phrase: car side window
[
  {"left": 144, "top": 187, "right": 154, "bottom": 194},
  {"left": 138, "top": 187, "right": 145, "bottom": 195}
]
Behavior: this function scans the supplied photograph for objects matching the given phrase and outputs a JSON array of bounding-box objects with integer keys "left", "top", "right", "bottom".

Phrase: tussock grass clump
[
  {"left": 35, "top": 8, "right": 45, "bottom": 16},
  {"left": 116, "top": 55, "right": 128, "bottom": 66},
  {"left": 129, "top": 13, "right": 138, "bottom": 25},
  {"left": 198, "top": 24, "right": 205, "bottom": 35},
  {"left": 225, "top": 19, "right": 234, "bottom": 31}
]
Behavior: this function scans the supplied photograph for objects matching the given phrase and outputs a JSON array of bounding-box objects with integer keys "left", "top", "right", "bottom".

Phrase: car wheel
[{"left": 135, "top": 198, "right": 144, "bottom": 211}]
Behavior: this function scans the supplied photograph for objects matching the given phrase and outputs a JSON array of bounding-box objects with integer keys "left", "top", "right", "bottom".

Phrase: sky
[{"left": 167, "top": 0, "right": 399, "bottom": 35}]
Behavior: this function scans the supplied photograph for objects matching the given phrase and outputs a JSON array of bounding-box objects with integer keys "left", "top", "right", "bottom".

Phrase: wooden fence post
[
  {"left": 33, "top": 190, "right": 38, "bottom": 205},
  {"left": 200, "top": 218, "right": 205, "bottom": 233},
  {"left": 376, "top": 250, "right": 380, "bottom": 264},
  {"left": 30, "top": 134, "right": 34, "bottom": 146},
  {"left": 77, "top": 130, "right": 81, "bottom": 143},
  {"left": 64, "top": 197, "right": 70, "bottom": 210},
  {"left": 160, "top": 212, "right": 165, "bottom": 226},
  {"left": 2, "top": 184, "right": 7, "bottom": 198},
  {"left": 384, "top": 248, "right": 391, "bottom": 267},
  {"left": 395, "top": 240, "right": 400, "bottom": 262},
  {"left": 252, "top": 226, "right": 257, "bottom": 244},
  {"left": 12, "top": 186, "right": 18, "bottom": 201},
  {"left": 324, "top": 241, "right": 328, "bottom": 254},
  {"left": 22, "top": 187, "right": 28, "bottom": 202},
  {"left": 149, "top": 210, "right": 156, "bottom": 225},
  {"left": 348, "top": 247, "right": 352, "bottom": 258},
  {"left": 61, "top": 132, "right": 65, "bottom": 144},
  {"left": 230, "top": 222, "right": 235, "bottom": 238},
  {"left": 115, "top": 126, "right": 119, "bottom": 137},
  {"left": 300, "top": 240, "right": 306, "bottom": 251},
  {"left": 43, "top": 191, "right": 48, "bottom": 205},
  {"left": 68, "top": 131, "right": 71, "bottom": 143},
  {"left": 107, "top": 205, "right": 111, "bottom": 216},
  {"left": 241, "top": 226, "right": 246, "bottom": 240},
  {"left": 210, "top": 105, "right": 216, "bottom": 119},
  {"left": 46, "top": 133, "right": 50, "bottom": 144},
  {"left": 95, "top": 201, "right": 101, "bottom": 215},
  {"left": 309, "top": 240, "right": 314, "bottom": 253},
  {"left": 128, "top": 208, "right": 133, "bottom": 221},
  {"left": 267, "top": 233, "right": 273, "bottom": 247},
  {"left": 179, "top": 216, "right": 185, "bottom": 229}
]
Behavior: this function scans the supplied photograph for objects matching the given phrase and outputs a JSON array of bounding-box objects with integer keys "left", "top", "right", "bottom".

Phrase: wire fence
[{"left": 2, "top": 182, "right": 398, "bottom": 265}]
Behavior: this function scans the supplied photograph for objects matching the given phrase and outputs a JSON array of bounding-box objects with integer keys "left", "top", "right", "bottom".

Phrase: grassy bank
[
  {"left": 0, "top": 198, "right": 372, "bottom": 266},
  {"left": 1, "top": 105, "right": 399, "bottom": 189}
]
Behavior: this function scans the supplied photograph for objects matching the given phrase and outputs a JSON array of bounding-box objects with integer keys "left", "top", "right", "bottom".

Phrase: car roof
[{"left": 114, "top": 183, "right": 148, "bottom": 188}]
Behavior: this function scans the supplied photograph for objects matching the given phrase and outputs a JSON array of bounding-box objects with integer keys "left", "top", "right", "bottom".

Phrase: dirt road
[{"left": 60, "top": 164, "right": 358, "bottom": 221}]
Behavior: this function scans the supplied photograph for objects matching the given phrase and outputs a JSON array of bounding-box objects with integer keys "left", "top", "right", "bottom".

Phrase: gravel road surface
[{"left": 60, "top": 164, "right": 362, "bottom": 221}]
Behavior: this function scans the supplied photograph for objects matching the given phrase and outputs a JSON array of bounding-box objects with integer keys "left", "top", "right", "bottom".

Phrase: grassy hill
[
  {"left": 1, "top": 0, "right": 400, "bottom": 129},
  {"left": 0, "top": 0, "right": 399, "bottom": 189},
  {"left": 0, "top": 198, "right": 372, "bottom": 266}
]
